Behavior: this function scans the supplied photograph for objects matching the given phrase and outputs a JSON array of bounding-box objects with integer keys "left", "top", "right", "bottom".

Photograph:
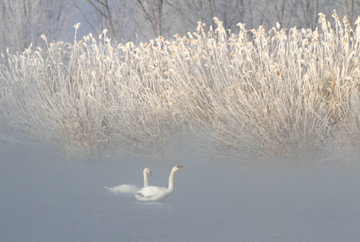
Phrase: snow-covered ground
[{"left": 1, "top": 145, "right": 360, "bottom": 241}]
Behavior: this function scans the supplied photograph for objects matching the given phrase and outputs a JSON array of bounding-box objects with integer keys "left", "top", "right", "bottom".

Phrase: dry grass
[{"left": 1, "top": 14, "right": 360, "bottom": 160}]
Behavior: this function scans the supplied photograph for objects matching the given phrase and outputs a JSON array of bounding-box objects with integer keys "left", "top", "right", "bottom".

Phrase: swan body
[
  {"left": 104, "top": 184, "right": 140, "bottom": 194},
  {"left": 135, "top": 165, "right": 183, "bottom": 202},
  {"left": 105, "top": 168, "right": 152, "bottom": 194}
]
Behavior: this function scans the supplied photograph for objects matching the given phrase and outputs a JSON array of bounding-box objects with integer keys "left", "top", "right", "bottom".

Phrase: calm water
[{"left": 1, "top": 145, "right": 360, "bottom": 241}]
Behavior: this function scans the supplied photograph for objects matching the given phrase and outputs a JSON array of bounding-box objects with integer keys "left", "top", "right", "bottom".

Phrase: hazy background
[
  {"left": 1, "top": 1, "right": 360, "bottom": 241},
  {"left": 2, "top": 0, "right": 360, "bottom": 53}
]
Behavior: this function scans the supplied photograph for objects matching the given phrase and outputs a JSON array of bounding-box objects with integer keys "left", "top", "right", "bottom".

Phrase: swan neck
[
  {"left": 168, "top": 169, "right": 176, "bottom": 190},
  {"left": 143, "top": 170, "right": 149, "bottom": 187}
]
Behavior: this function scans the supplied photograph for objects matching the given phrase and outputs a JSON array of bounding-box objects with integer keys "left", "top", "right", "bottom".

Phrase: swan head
[
  {"left": 144, "top": 168, "right": 152, "bottom": 176},
  {"left": 172, "top": 165, "right": 183, "bottom": 173}
]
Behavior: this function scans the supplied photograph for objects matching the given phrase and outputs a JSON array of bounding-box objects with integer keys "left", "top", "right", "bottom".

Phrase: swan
[
  {"left": 135, "top": 165, "right": 183, "bottom": 202},
  {"left": 104, "top": 168, "right": 152, "bottom": 194}
]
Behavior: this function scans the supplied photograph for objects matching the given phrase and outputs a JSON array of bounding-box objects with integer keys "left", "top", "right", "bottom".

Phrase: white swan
[
  {"left": 104, "top": 168, "right": 152, "bottom": 194},
  {"left": 135, "top": 165, "right": 183, "bottom": 201}
]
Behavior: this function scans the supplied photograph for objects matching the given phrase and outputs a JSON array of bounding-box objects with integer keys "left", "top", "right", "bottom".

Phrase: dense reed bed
[{"left": 1, "top": 14, "right": 360, "bottom": 160}]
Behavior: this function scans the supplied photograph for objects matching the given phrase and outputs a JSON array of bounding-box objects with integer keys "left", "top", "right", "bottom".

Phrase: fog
[{"left": 1, "top": 142, "right": 360, "bottom": 242}]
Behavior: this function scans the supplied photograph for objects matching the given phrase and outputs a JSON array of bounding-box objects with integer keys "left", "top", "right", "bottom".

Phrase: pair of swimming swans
[{"left": 104, "top": 165, "right": 183, "bottom": 202}]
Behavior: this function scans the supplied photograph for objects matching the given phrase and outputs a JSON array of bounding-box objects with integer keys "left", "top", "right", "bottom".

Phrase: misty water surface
[{"left": 1, "top": 144, "right": 360, "bottom": 241}]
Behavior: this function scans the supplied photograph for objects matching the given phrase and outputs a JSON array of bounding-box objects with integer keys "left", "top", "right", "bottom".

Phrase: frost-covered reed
[{"left": 1, "top": 14, "right": 360, "bottom": 159}]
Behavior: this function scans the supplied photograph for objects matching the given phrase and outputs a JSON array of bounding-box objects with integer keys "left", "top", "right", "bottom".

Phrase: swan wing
[{"left": 135, "top": 186, "right": 167, "bottom": 200}]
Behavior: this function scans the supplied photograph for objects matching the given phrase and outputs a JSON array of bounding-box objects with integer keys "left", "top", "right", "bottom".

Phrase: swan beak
[
  {"left": 179, "top": 165, "right": 184, "bottom": 168},
  {"left": 149, "top": 171, "right": 153, "bottom": 177}
]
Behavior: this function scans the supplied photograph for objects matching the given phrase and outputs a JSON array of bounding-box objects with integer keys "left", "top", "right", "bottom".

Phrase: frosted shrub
[
  {"left": 0, "top": 28, "right": 185, "bottom": 157},
  {"left": 1, "top": 14, "right": 360, "bottom": 159}
]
